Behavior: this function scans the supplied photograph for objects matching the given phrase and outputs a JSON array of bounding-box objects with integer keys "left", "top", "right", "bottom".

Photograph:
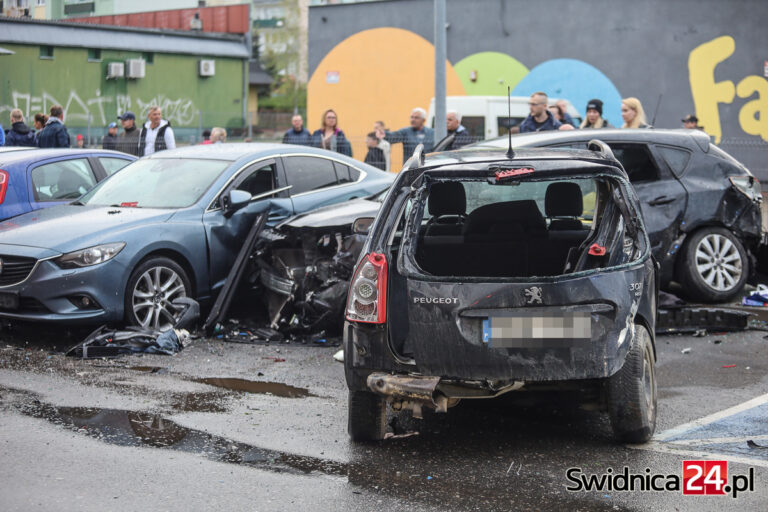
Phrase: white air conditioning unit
[
  {"left": 199, "top": 59, "right": 215, "bottom": 77},
  {"left": 106, "top": 62, "right": 124, "bottom": 79},
  {"left": 125, "top": 59, "right": 146, "bottom": 79}
]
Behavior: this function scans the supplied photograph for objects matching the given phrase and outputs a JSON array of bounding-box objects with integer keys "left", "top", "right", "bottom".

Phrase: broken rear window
[{"left": 404, "top": 174, "right": 644, "bottom": 279}]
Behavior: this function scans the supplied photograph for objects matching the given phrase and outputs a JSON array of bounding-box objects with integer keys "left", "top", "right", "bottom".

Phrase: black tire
[
  {"left": 124, "top": 257, "right": 192, "bottom": 331},
  {"left": 348, "top": 389, "right": 386, "bottom": 442},
  {"left": 678, "top": 227, "right": 748, "bottom": 303},
  {"left": 606, "top": 324, "right": 657, "bottom": 443}
]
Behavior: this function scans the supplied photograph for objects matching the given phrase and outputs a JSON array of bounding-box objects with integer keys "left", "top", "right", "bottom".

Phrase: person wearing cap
[
  {"left": 75, "top": 134, "right": 86, "bottom": 149},
  {"left": 116, "top": 111, "right": 141, "bottom": 156},
  {"left": 102, "top": 122, "right": 119, "bottom": 150},
  {"left": 682, "top": 114, "right": 704, "bottom": 131},
  {"left": 580, "top": 99, "right": 613, "bottom": 129}
]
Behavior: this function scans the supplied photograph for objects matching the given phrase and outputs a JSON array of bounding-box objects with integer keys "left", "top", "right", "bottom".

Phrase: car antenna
[
  {"left": 651, "top": 93, "right": 662, "bottom": 127},
  {"left": 506, "top": 86, "right": 514, "bottom": 159}
]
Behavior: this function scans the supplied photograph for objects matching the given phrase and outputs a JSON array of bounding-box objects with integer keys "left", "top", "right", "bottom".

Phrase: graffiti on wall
[
  {"left": 0, "top": 90, "right": 199, "bottom": 126},
  {"left": 689, "top": 35, "right": 768, "bottom": 144}
]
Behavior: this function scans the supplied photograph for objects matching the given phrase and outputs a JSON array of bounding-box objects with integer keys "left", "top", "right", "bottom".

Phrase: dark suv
[
  {"left": 476, "top": 129, "right": 762, "bottom": 302},
  {"left": 344, "top": 142, "right": 658, "bottom": 443}
]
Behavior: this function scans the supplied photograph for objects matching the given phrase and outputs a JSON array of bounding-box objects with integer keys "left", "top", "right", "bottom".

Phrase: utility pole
[{"left": 433, "top": 0, "right": 447, "bottom": 140}]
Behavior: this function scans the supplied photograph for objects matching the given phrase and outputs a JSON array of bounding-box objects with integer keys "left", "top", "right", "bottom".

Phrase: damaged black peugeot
[{"left": 343, "top": 141, "right": 658, "bottom": 443}]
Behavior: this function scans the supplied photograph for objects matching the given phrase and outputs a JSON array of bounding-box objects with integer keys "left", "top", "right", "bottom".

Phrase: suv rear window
[{"left": 405, "top": 175, "right": 642, "bottom": 279}]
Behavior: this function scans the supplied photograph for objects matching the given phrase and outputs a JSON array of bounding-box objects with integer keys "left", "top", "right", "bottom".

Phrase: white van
[{"left": 427, "top": 96, "right": 582, "bottom": 143}]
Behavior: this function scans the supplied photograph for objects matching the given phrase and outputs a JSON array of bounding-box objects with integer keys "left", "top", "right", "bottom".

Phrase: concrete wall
[
  {"left": 307, "top": 0, "right": 768, "bottom": 176},
  {"left": 0, "top": 43, "right": 244, "bottom": 142}
]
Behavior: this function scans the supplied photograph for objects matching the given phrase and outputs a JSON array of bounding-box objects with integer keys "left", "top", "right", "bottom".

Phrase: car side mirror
[
  {"left": 222, "top": 189, "right": 252, "bottom": 216},
  {"left": 352, "top": 217, "right": 375, "bottom": 235}
]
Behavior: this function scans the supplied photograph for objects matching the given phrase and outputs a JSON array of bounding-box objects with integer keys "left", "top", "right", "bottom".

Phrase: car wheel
[
  {"left": 348, "top": 389, "right": 386, "bottom": 441},
  {"left": 606, "top": 324, "right": 656, "bottom": 443},
  {"left": 125, "top": 257, "right": 191, "bottom": 331},
  {"left": 679, "top": 227, "right": 748, "bottom": 303}
]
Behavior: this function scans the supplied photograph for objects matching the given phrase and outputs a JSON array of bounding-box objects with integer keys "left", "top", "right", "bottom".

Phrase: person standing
[
  {"left": 579, "top": 99, "right": 613, "bottom": 129},
  {"left": 33, "top": 113, "right": 47, "bottom": 146},
  {"left": 4, "top": 109, "right": 36, "bottom": 147},
  {"left": 556, "top": 99, "right": 576, "bottom": 127},
  {"left": 519, "top": 92, "right": 563, "bottom": 133},
  {"left": 209, "top": 127, "right": 227, "bottom": 143},
  {"left": 282, "top": 114, "right": 311, "bottom": 145},
  {"left": 364, "top": 132, "right": 386, "bottom": 170},
  {"left": 139, "top": 106, "right": 176, "bottom": 156},
  {"left": 75, "top": 134, "right": 86, "bottom": 148},
  {"left": 385, "top": 108, "right": 434, "bottom": 164},
  {"left": 311, "top": 109, "right": 352, "bottom": 156},
  {"left": 621, "top": 98, "right": 652, "bottom": 129},
  {"left": 373, "top": 121, "right": 391, "bottom": 171},
  {"left": 444, "top": 110, "right": 473, "bottom": 150},
  {"left": 37, "top": 105, "right": 70, "bottom": 148},
  {"left": 102, "top": 122, "right": 119, "bottom": 150},
  {"left": 116, "top": 112, "right": 141, "bottom": 156},
  {"left": 0, "top": 120, "right": 4, "bottom": 146},
  {"left": 681, "top": 114, "right": 704, "bottom": 131}
]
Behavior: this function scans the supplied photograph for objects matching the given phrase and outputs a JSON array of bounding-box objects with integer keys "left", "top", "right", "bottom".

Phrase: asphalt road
[{"left": 0, "top": 324, "right": 766, "bottom": 511}]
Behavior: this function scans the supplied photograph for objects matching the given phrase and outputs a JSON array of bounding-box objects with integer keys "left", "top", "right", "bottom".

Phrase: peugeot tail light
[{"left": 346, "top": 252, "right": 388, "bottom": 324}]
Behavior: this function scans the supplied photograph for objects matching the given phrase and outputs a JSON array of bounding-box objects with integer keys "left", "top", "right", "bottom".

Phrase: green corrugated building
[{"left": 0, "top": 17, "right": 249, "bottom": 144}]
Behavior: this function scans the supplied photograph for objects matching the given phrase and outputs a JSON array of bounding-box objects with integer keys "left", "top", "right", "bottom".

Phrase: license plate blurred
[
  {"left": 482, "top": 312, "right": 591, "bottom": 348},
  {"left": 0, "top": 291, "right": 19, "bottom": 310}
]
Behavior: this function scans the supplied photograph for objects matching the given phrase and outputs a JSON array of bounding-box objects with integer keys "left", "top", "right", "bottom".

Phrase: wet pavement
[{"left": 0, "top": 323, "right": 766, "bottom": 511}]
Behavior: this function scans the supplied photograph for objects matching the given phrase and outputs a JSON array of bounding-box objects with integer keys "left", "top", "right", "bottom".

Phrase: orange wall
[{"left": 308, "top": 27, "right": 466, "bottom": 170}]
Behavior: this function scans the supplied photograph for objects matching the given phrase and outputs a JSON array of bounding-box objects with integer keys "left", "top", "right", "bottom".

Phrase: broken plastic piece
[
  {"left": 681, "top": 347, "right": 691, "bottom": 354},
  {"left": 494, "top": 167, "right": 534, "bottom": 181},
  {"left": 588, "top": 244, "right": 606, "bottom": 256},
  {"left": 120, "top": 202, "right": 138, "bottom": 207},
  {"left": 721, "top": 364, "right": 737, "bottom": 368}
]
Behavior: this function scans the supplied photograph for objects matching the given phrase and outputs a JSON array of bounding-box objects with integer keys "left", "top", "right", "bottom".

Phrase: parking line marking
[
  {"left": 665, "top": 434, "right": 768, "bottom": 447},
  {"left": 655, "top": 392, "right": 768, "bottom": 441},
  {"left": 631, "top": 441, "right": 768, "bottom": 469}
]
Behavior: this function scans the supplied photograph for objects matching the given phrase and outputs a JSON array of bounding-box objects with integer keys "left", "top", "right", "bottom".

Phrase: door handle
[{"left": 648, "top": 195, "right": 675, "bottom": 206}]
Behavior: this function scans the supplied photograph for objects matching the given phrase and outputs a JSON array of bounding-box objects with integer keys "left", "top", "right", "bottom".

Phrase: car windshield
[{"left": 79, "top": 158, "right": 230, "bottom": 208}]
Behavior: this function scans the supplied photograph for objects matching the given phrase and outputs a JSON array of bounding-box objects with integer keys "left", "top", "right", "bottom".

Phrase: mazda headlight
[{"left": 55, "top": 242, "right": 126, "bottom": 269}]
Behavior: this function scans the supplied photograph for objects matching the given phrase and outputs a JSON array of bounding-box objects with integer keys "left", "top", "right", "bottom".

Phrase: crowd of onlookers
[{"left": 3, "top": 94, "right": 704, "bottom": 172}]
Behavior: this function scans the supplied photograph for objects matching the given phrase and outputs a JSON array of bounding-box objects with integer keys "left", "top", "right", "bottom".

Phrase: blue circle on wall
[{"left": 511, "top": 59, "right": 622, "bottom": 127}]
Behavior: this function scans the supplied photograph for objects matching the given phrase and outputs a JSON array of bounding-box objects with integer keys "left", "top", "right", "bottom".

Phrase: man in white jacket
[{"left": 139, "top": 106, "right": 176, "bottom": 156}]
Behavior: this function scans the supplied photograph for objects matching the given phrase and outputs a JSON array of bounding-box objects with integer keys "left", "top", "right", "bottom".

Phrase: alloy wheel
[
  {"left": 694, "top": 233, "right": 742, "bottom": 291},
  {"left": 131, "top": 266, "right": 187, "bottom": 331}
]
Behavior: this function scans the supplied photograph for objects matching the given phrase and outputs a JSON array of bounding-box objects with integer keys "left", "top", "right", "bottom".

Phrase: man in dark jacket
[
  {"left": 519, "top": 92, "right": 564, "bottom": 133},
  {"left": 364, "top": 132, "right": 386, "bottom": 170},
  {"left": 4, "top": 109, "right": 36, "bottom": 147},
  {"left": 116, "top": 111, "right": 141, "bottom": 156},
  {"left": 385, "top": 107, "right": 434, "bottom": 165},
  {"left": 444, "top": 110, "right": 473, "bottom": 150},
  {"left": 282, "top": 115, "right": 311, "bottom": 145},
  {"left": 102, "top": 122, "right": 119, "bottom": 150},
  {"left": 37, "top": 105, "right": 71, "bottom": 148}
]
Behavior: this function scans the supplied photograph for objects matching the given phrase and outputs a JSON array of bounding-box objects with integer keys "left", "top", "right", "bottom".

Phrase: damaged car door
[
  {"left": 203, "top": 159, "right": 293, "bottom": 293},
  {"left": 609, "top": 142, "right": 687, "bottom": 259}
]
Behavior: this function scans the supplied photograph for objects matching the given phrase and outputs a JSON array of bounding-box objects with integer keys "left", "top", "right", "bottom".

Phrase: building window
[
  {"left": 143, "top": 52, "right": 154, "bottom": 64},
  {"left": 87, "top": 48, "right": 101, "bottom": 61},
  {"left": 39, "top": 45, "right": 53, "bottom": 59},
  {"left": 37, "top": 0, "right": 46, "bottom": 6}
]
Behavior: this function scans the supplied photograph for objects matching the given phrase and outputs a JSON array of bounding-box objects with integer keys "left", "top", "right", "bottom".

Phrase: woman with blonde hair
[
  {"left": 209, "top": 127, "right": 227, "bottom": 143},
  {"left": 621, "top": 97, "right": 651, "bottom": 129},
  {"left": 311, "top": 109, "right": 352, "bottom": 156}
]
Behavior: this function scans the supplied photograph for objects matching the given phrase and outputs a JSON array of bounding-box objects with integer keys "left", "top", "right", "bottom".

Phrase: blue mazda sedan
[
  {"left": 0, "top": 143, "right": 394, "bottom": 329},
  {"left": 0, "top": 148, "right": 135, "bottom": 221}
]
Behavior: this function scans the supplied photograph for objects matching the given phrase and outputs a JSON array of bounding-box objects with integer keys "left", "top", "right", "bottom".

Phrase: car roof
[
  {"left": 0, "top": 148, "right": 134, "bottom": 165},
  {"left": 147, "top": 142, "right": 366, "bottom": 162},
  {"left": 473, "top": 128, "right": 711, "bottom": 152}
]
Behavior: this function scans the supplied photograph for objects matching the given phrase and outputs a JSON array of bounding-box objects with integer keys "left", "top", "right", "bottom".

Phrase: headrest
[
  {"left": 545, "top": 182, "right": 583, "bottom": 217},
  {"left": 466, "top": 200, "right": 546, "bottom": 233},
  {"left": 428, "top": 181, "right": 466, "bottom": 216}
]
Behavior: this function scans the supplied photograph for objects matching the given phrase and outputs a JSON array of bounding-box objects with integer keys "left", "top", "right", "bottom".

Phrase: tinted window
[
  {"left": 237, "top": 162, "right": 275, "bottom": 197},
  {"left": 462, "top": 116, "right": 485, "bottom": 142},
  {"left": 333, "top": 161, "right": 362, "bottom": 183},
  {"left": 31, "top": 158, "right": 97, "bottom": 201},
  {"left": 610, "top": 144, "right": 660, "bottom": 183},
  {"left": 655, "top": 146, "right": 691, "bottom": 176},
  {"left": 99, "top": 157, "right": 132, "bottom": 176},
  {"left": 81, "top": 158, "right": 229, "bottom": 208},
  {"left": 283, "top": 156, "right": 338, "bottom": 195}
]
